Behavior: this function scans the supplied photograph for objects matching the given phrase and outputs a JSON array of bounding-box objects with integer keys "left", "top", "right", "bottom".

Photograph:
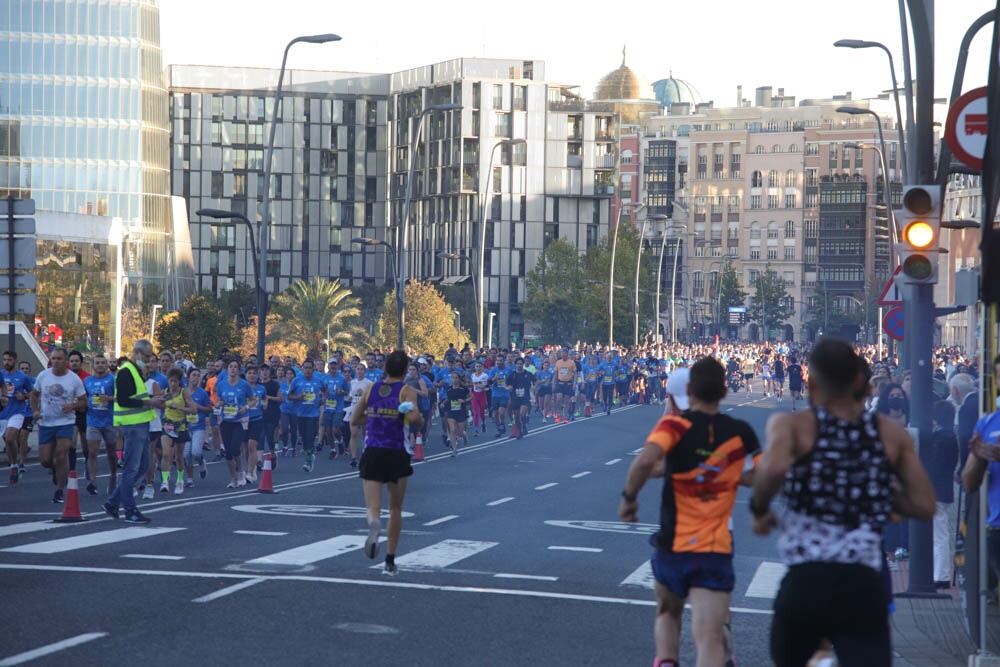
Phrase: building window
[
  {"left": 784, "top": 221, "right": 796, "bottom": 238},
  {"left": 785, "top": 170, "right": 796, "bottom": 187},
  {"left": 784, "top": 194, "right": 796, "bottom": 208},
  {"left": 768, "top": 170, "right": 778, "bottom": 187},
  {"left": 749, "top": 249, "right": 761, "bottom": 260},
  {"left": 493, "top": 84, "right": 503, "bottom": 110},
  {"left": 750, "top": 223, "right": 761, "bottom": 240},
  {"left": 211, "top": 172, "right": 224, "bottom": 198},
  {"left": 750, "top": 195, "right": 761, "bottom": 209},
  {"left": 767, "top": 248, "right": 778, "bottom": 260},
  {"left": 767, "top": 223, "right": 778, "bottom": 240},
  {"left": 513, "top": 85, "right": 526, "bottom": 111},
  {"left": 751, "top": 170, "right": 763, "bottom": 187},
  {"left": 767, "top": 194, "right": 779, "bottom": 209},
  {"left": 784, "top": 246, "right": 795, "bottom": 260}
]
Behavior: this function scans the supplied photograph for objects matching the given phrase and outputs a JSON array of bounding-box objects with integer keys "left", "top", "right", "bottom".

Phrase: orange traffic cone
[
  {"left": 511, "top": 420, "right": 520, "bottom": 438},
  {"left": 54, "top": 471, "right": 86, "bottom": 523},
  {"left": 258, "top": 452, "right": 277, "bottom": 494},
  {"left": 584, "top": 401, "right": 593, "bottom": 417},
  {"left": 412, "top": 434, "right": 425, "bottom": 462}
]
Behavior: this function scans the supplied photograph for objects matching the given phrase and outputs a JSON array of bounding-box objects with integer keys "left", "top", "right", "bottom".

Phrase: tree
[
  {"left": 374, "top": 281, "right": 470, "bottom": 356},
  {"left": 748, "top": 263, "right": 792, "bottom": 340},
  {"left": 806, "top": 284, "right": 854, "bottom": 340},
  {"left": 716, "top": 260, "right": 748, "bottom": 337},
  {"left": 350, "top": 282, "right": 392, "bottom": 338},
  {"left": 269, "top": 277, "right": 363, "bottom": 359},
  {"left": 154, "top": 294, "right": 240, "bottom": 367},
  {"left": 233, "top": 315, "right": 307, "bottom": 363},
  {"left": 219, "top": 282, "right": 258, "bottom": 329},
  {"left": 522, "top": 238, "right": 585, "bottom": 344}
]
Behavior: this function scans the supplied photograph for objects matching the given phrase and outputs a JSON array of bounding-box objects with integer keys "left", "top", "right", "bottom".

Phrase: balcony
[
  {"left": 595, "top": 184, "right": 615, "bottom": 196},
  {"left": 594, "top": 154, "right": 616, "bottom": 169}
]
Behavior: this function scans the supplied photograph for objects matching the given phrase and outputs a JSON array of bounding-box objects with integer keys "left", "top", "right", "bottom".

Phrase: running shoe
[
  {"left": 86, "top": 481, "right": 98, "bottom": 495},
  {"left": 383, "top": 561, "right": 398, "bottom": 576},
  {"left": 185, "top": 479, "right": 194, "bottom": 488},
  {"left": 52, "top": 489, "right": 64, "bottom": 503},
  {"left": 246, "top": 470, "right": 257, "bottom": 484},
  {"left": 17, "top": 463, "right": 25, "bottom": 475},
  {"left": 350, "top": 458, "right": 358, "bottom": 468},
  {"left": 302, "top": 455, "right": 314, "bottom": 473},
  {"left": 329, "top": 449, "right": 338, "bottom": 459},
  {"left": 142, "top": 485, "right": 155, "bottom": 500},
  {"left": 159, "top": 482, "right": 169, "bottom": 493},
  {"left": 450, "top": 449, "right": 458, "bottom": 458},
  {"left": 102, "top": 501, "right": 119, "bottom": 519},
  {"left": 226, "top": 480, "right": 237, "bottom": 489},
  {"left": 364, "top": 518, "right": 381, "bottom": 559},
  {"left": 123, "top": 509, "right": 151, "bottom": 524},
  {"left": 199, "top": 460, "right": 207, "bottom": 479},
  {"left": 8, "top": 467, "right": 17, "bottom": 485},
  {"left": 237, "top": 472, "right": 247, "bottom": 487},
  {"left": 174, "top": 483, "right": 184, "bottom": 496}
]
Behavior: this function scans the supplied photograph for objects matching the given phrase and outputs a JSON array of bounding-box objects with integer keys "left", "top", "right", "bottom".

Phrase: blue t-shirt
[
  {"left": 188, "top": 387, "right": 211, "bottom": 431},
  {"left": 247, "top": 383, "right": 266, "bottom": 421},
  {"left": 1, "top": 369, "right": 32, "bottom": 420},
  {"left": 290, "top": 375, "right": 326, "bottom": 419},
  {"left": 365, "top": 368, "right": 384, "bottom": 384},
  {"left": 325, "top": 373, "right": 350, "bottom": 412},
  {"left": 83, "top": 373, "right": 116, "bottom": 428},
  {"left": 536, "top": 369, "right": 553, "bottom": 386},
  {"left": 279, "top": 380, "right": 296, "bottom": 414},
  {"left": 19, "top": 375, "right": 35, "bottom": 416},
  {"left": 973, "top": 410, "right": 1000, "bottom": 528},
  {"left": 599, "top": 362, "right": 617, "bottom": 384},
  {"left": 215, "top": 378, "right": 252, "bottom": 422},
  {"left": 150, "top": 371, "right": 169, "bottom": 392},
  {"left": 490, "top": 367, "right": 511, "bottom": 399}
]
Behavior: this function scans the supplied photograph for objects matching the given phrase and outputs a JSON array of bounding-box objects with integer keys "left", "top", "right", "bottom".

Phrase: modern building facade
[{"left": 0, "top": 0, "right": 193, "bottom": 351}]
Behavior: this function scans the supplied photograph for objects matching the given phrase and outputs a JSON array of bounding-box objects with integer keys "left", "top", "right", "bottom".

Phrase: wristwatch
[{"left": 621, "top": 490, "right": 637, "bottom": 503}]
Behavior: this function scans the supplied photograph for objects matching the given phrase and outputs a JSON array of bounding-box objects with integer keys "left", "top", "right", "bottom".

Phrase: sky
[{"left": 158, "top": 0, "right": 997, "bottom": 107}]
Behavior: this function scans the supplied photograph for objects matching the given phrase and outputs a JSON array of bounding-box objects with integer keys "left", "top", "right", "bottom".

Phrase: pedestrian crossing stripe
[
  {"left": 370, "top": 539, "right": 497, "bottom": 572},
  {"left": 1, "top": 527, "right": 185, "bottom": 554},
  {"left": 744, "top": 561, "right": 788, "bottom": 598},
  {"left": 620, "top": 561, "right": 654, "bottom": 588},
  {"left": 244, "top": 535, "right": 372, "bottom": 567}
]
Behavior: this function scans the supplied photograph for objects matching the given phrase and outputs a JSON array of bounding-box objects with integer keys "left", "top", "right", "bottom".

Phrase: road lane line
[
  {"left": 0, "top": 632, "right": 108, "bottom": 666},
  {"left": 620, "top": 561, "right": 655, "bottom": 589},
  {"left": 486, "top": 497, "right": 514, "bottom": 506},
  {"left": 0, "top": 520, "right": 74, "bottom": 538},
  {"left": 0, "top": 562, "right": 773, "bottom": 614},
  {"left": 604, "top": 458, "right": 622, "bottom": 465},
  {"left": 535, "top": 483, "right": 558, "bottom": 490},
  {"left": 571, "top": 472, "right": 591, "bottom": 479},
  {"left": 2, "top": 527, "right": 184, "bottom": 554},
  {"left": 547, "top": 546, "right": 602, "bottom": 553},
  {"left": 192, "top": 577, "right": 266, "bottom": 603},
  {"left": 494, "top": 573, "right": 558, "bottom": 581},
  {"left": 234, "top": 530, "right": 288, "bottom": 536},
  {"left": 422, "top": 515, "right": 459, "bottom": 526},
  {"left": 745, "top": 561, "right": 788, "bottom": 599},
  {"left": 374, "top": 539, "right": 497, "bottom": 571},
  {"left": 121, "top": 554, "right": 184, "bottom": 561},
  {"left": 245, "top": 535, "right": 367, "bottom": 567}
]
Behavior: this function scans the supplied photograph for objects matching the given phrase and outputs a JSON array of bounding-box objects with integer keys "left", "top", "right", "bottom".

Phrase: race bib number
[
  {"left": 450, "top": 400, "right": 462, "bottom": 410},
  {"left": 326, "top": 398, "right": 337, "bottom": 408},
  {"left": 558, "top": 368, "right": 569, "bottom": 379},
  {"left": 515, "top": 388, "right": 525, "bottom": 397},
  {"left": 91, "top": 395, "right": 109, "bottom": 410},
  {"left": 223, "top": 405, "right": 237, "bottom": 417},
  {"left": 186, "top": 413, "right": 198, "bottom": 424},
  {"left": 163, "top": 421, "right": 177, "bottom": 435},
  {"left": 303, "top": 392, "right": 316, "bottom": 403}
]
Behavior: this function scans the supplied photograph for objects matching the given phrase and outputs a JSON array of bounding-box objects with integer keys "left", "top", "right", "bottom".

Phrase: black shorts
[
  {"left": 447, "top": 410, "right": 468, "bottom": 422},
  {"left": 536, "top": 385, "right": 551, "bottom": 397},
  {"left": 75, "top": 411, "right": 87, "bottom": 432},
  {"left": 771, "top": 562, "right": 890, "bottom": 667},
  {"left": 510, "top": 398, "right": 530, "bottom": 410},
  {"left": 556, "top": 382, "right": 573, "bottom": 396},
  {"left": 789, "top": 383, "right": 802, "bottom": 394},
  {"left": 359, "top": 446, "right": 412, "bottom": 483},
  {"left": 20, "top": 415, "right": 33, "bottom": 432}
]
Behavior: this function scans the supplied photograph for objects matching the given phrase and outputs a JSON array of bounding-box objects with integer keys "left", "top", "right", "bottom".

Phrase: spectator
[{"left": 929, "top": 400, "right": 959, "bottom": 588}]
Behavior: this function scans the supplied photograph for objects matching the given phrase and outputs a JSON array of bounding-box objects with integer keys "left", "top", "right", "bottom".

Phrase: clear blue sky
[{"left": 159, "top": 0, "right": 996, "bottom": 106}]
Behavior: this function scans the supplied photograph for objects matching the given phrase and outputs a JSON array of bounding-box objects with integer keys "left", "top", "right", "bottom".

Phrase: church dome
[
  {"left": 594, "top": 47, "right": 655, "bottom": 101},
  {"left": 652, "top": 74, "right": 702, "bottom": 108}
]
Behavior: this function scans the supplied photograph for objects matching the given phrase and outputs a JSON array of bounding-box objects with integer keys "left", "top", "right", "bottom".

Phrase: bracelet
[
  {"left": 621, "top": 490, "right": 637, "bottom": 503},
  {"left": 748, "top": 496, "right": 769, "bottom": 518}
]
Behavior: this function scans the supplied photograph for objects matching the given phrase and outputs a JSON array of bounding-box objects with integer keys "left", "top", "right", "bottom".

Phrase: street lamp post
[
  {"left": 845, "top": 142, "right": 898, "bottom": 259},
  {"left": 833, "top": 39, "right": 909, "bottom": 182},
  {"left": 609, "top": 202, "right": 645, "bottom": 346},
  {"left": 351, "top": 237, "right": 399, "bottom": 344},
  {"left": 633, "top": 213, "right": 668, "bottom": 346},
  {"left": 259, "top": 33, "right": 340, "bottom": 363},
  {"left": 837, "top": 105, "right": 892, "bottom": 188},
  {"left": 654, "top": 220, "right": 684, "bottom": 344},
  {"left": 478, "top": 138, "right": 525, "bottom": 350},
  {"left": 400, "top": 103, "right": 463, "bottom": 351}
]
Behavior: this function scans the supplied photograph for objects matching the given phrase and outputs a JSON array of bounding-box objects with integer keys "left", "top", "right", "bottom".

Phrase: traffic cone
[
  {"left": 258, "top": 452, "right": 277, "bottom": 494},
  {"left": 511, "top": 420, "right": 520, "bottom": 438},
  {"left": 639, "top": 391, "right": 646, "bottom": 405},
  {"left": 584, "top": 401, "right": 593, "bottom": 417},
  {"left": 54, "top": 471, "right": 86, "bottom": 523},
  {"left": 412, "top": 433, "right": 425, "bottom": 462}
]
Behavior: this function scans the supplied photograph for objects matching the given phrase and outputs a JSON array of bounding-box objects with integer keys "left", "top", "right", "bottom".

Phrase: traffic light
[{"left": 895, "top": 184, "right": 941, "bottom": 284}]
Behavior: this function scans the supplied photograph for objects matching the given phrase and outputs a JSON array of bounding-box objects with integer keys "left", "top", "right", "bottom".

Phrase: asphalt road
[{"left": 0, "top": 391, "right": 785, "bottom": 666}]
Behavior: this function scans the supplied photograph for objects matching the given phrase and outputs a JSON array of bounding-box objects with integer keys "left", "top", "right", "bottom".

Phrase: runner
[
  {"left": 403, "top": 361, "right": 431, "bottom": 451},
  {"left": 489, "top": 357, "right": 511, "bottom": 436},
  {"left": 759, "top": 356, "right": 773, "bottom": 398},
  {"left": 184, "top": 367, "right": 213, "bottom": 483},
  {"left": 506, "top": 357, "right": 534, "bottom": 438},
  {"left": 1, "top": 350, "right": 31, "bottom": 485},
  {"left": 749, "top": 338, "right": 936, "bottom": 667},
  {"left": 67, "top": 350, "right": 90, "bottom": 478},
  {"left": 322, "top": 360, "right": 349, "bottom": 458},
  {"left": 16, "top": 359, "right": 35, "bottom": 476},
  {"left": 244, "top": 365, "right": 267, "bottom": 482},
  {"left": 83, "top": 354, "right": 117, "bottom": 495},
  {"left": 345, "top": 363, "right": 374, "bottom": 468},
  {"left": 160, "top": 367, "right": 194, "bottom": 494},
  {"left": 740, "top": 356, "right": 755, "bottom": 394},
  {"left": 278, "top": 367, "right": 299, "bottom": 457},
  {"left": 599, "top": 352, "right": 617, "bottom": 416},
  {"left": 259, "top": 365, "right": 282, "bottom": 463},
  {"left": 31, "top": 348, "right": 88, "bottom": 503},
  {"left": 772, "top": 353, "right": 785, "bottom": 402},
  {"left": 619, "top": 357, "right": 760, "bottom": 667},
  {"left": 352, "top": 349, "right": 424, "bottom": 575},
  {"left": 445, "top": 371, "right": 471, "bottom": 456},
  {"left": 552, "top": 349, "right": 576, "bottom": 423},
  {"left": 214, "top": 359, "right": 252, "bottom": 488},
  {"left": 288, "top": 359, "right": 326, "bottom": 473},
  {"left": 535, "top": 360, "right": 554, "bottom": 421},
  {"left": 786, "top": 356, "right": 803, "bottom": 411},
  {"left": 469, "top": 361, "right": 489, "bottom": 435}
]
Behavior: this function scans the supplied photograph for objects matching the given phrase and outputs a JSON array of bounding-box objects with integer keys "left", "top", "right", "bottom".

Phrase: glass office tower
[{"left": 0, "top": 0, "right": 180, "bottom": 348}]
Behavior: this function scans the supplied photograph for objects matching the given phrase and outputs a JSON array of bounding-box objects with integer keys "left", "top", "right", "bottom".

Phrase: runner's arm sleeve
[{"left": 645, "top": 415, "right": 687, "bottom": 454}]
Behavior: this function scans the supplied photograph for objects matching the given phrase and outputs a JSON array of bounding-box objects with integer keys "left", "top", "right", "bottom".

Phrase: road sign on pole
[
  {"left": 877, "top": 266, "right": 904, "bottom": 306},
  {"left": 882, "top": 306, "right": 904, "bottom": 341},
  {"left": 944, "top": 86, "right": 988, "bottom": 171}
]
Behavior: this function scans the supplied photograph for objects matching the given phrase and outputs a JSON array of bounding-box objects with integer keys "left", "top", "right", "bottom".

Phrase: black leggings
[
  {"left": 298, "top": 417, "right": 318, "bottom": 453},
  {"left": 219, "top": 421, "right": 245, "bottom": 461},
  {"left": 771, "top": 562, "right": 890, "bottom": 667}
]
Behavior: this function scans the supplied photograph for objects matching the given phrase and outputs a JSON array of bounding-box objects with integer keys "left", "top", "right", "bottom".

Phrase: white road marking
[
  {"left": 547, "top": 546, "right": 603, "bottom": 553},
  {"left": 422, "top": 515, "right": 459, "bottom": 526},
  {"left": 192, "top": 577, "right": 266, "bottom": 603},
  {"left": 234, "top": 530, "right": 288, "bottom": 536},
  {"left": 571, "top": 471, "right": 591, "bottom": 479},
  {"left": 535, "top": 483, "right": 558, "bottom": 490},
  {"left": 0, "top": 562, "right": 773, "bottom": 615},
  {"left": 486, "top": 497, "right": 514, "bottom": 506},
  {"left": 494, "top": 573, "right": 558, "bottom": 581},
  {"left": 245, "top": 535, "right": 368, "bottom": 567},
  {"left": 121, "top": 554, "right": 184, "bottom": 561},
  {"left": 605, "top": 458, "right": 622, "bottom": 465},
  {"left": 0, "top": 632, "right": 108, "bottom": 666},
  {"left": 745, "top": 561, "right": 788, "bottom": 599},
  {"left": 620, "top": 561, "right": 655, "bottom": 589},
  {"left": 374, "top": 539, "right": 497, "bottom": 571},
  {"left": 2, "top": 527, "right": 184, "bottom": 554},
  {"left": 0, "top": 520, "right": 73, "bottom": 538}
]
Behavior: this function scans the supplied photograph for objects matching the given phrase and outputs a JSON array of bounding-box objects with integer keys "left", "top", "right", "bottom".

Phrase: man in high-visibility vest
[{"left": 103, "top": 339, "right": 165, "bottom": 523}]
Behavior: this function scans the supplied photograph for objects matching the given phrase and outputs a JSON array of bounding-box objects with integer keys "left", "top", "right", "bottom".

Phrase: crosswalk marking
[
  {"left": 374, "top": 539, "right": 497, "bottom": 571},
  {"left": 571, "top": 472, "right": 591, "bottom": 479},
  {"left": 244, "top": 535, "right": 368, "bottom": 567},
  {"left": 486, "top": 497, "right": 514, "bottom": 506},
  {"left": 620, "top": 561, "right": 654, "bottom": 589},
  {"left": 745, "top": 562, "right": 788, "bottom": 599},
  {"left": 605, "top": 458, "right": 622, "bottom": 465},
  {"left": 2, "top": 527, "right": 184, "bottom": 554},
  {"left": 0, "top": 520, "right": 73, "bottom": 539},
  {"left": 423, "top": 515, "right": 459, "bottom": 526},
  {"left": 535, "top": 483, "right": 558, "bottom": 490}
]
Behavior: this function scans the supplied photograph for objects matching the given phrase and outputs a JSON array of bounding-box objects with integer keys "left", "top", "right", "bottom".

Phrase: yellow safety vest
[{"left": 113, "top": 360, "right": 155, "bottom": 426}]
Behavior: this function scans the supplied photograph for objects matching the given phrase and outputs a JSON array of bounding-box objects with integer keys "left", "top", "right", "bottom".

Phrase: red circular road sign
[
  {"left": 882, "top": 306, "right": 905, "bottom": 341},
  {"left": 944, "top": 86, "right": 988, "bottom": 171}
]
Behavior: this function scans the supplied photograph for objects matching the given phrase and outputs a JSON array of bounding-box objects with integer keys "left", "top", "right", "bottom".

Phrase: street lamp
[
  {"left": 478, "top": 137, "right": 525, "bottom": 349},
  {"left": 844, "top": 142, "right": 898, "bottom": 260},
  {"left": 439, "top": 250, "right": 477, "bottom": 348},
  {"left": 150, "top": 304, "right": 163, "bottom": 344},
  {"left": 666, "top": 199, "right": 691, "bottom": 343},
  {"left": 633, "top": 213, "right": 668, "bottom": 346},
  {"left": 837, "top": 105, "right": 893, "bottom": 191},
  {"left": 196, "top": 208, "right": 260, "bottom": 293},
  {"left": 834, "top": 39, "right": 909, "bottom": 182},
  {"left": 400, "top": 102, "right": 463, "bottom": 351},
  {"left": 258, "top": 33, "right": 341, "bottom": 363},
  {"left": 352, "top": 237, "right": 400, "bottom": 345},
  {"left": 609, "top": 202, "right": 646, "bottom": 345}
]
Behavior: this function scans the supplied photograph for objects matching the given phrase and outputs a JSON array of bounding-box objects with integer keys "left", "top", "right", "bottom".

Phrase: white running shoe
[
  {"left": 142, "top": 485, "right": 155, "bottom": 500},
  {"left": 246, "top": 470, "right": 257, "bottom": 483},
  {"left": 236, "top": 472, "right": 247, "bottom": 487},
  {"left": 159, "top": 482, "right": 169, "bottom": 493},
  {"left": 174, "top": 483, "right": 184, "bottom": 496}
]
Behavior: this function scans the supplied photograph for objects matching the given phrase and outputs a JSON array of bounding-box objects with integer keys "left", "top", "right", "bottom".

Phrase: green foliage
[
  {"left": 269, "top": 277, "right": 363, "bottom": 359},
  {"left": 350, "top": 282, "right": 392, "bottom": 338},
  {"left": 219, "top": 282, "right": 257, "bottom": 328},
  {"left": 154, "top": 294, "right": 240, "bottom": 367},
  {"left": 717, "top": 260, "right": 748, "bottom": 314},
  {"left": 523, "top": 238, "right": 584, "bottom": 345},
  {"left": 748, "top": 263, "right": 792, "bottom": 338},
  {"left": 375, "top": 281, "right": 470, "bottom": 356}
]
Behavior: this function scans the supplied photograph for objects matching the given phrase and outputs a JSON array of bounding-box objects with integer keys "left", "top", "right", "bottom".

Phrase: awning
[{"left": 440, "top": 275, "right": 471, "bottom": 286}]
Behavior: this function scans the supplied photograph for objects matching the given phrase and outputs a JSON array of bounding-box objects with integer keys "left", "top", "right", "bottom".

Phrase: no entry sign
[{"left": 944, "top": 86, "right": 989, "bottom": 171}]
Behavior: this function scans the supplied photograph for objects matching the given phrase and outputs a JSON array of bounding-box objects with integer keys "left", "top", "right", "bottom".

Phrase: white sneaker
[
  {"left": 246, "top": 470, "right": 257, "bottom": 483},
  {"left": 236, "top": 472, "right": 247, "bottom": 487},
  {"left": 142, "top": 485, "right": 155, "bottom": 500},
  {"left": 174, "top": 483, "right": 184, "bottom": 495},
  {"left": 226, "top": 480, "right": 237, "bottom": 489},
  {"left": 159, "top": 482, "right": 169, "bottom": 493}
]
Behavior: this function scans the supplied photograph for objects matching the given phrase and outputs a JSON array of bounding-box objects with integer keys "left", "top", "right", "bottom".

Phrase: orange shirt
[
  {"left": 553, "top": 359, "right": 576, "bottom": 384},
  {"left": 646, "top": 411, "right": 762, "bottom": 554},
  {"left": 206, "top": 375, "right": 219, "bottom": 404}
]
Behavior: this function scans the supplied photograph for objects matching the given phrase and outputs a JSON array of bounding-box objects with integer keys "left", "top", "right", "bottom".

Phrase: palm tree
[{"left": 269, "top": 277, "right": 363, "bottom": 358}]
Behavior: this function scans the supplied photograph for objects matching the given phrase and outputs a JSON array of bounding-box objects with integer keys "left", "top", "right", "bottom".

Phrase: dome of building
[
  {"left": 652, "top": 73, "right": 702, "bottom": 108},
  {"left": 594, "top": 46, "right": 656, "bottom": 101}
]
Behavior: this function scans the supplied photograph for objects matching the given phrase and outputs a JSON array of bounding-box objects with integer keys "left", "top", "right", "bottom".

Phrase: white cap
[
  {"left": 666, "top": 368, "right": 691, "bottom": 411},
  {"left": 417, "top": 357, "right": 427, "bottom": 365}
]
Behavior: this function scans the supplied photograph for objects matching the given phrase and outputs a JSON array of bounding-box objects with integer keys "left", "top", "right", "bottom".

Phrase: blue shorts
[
  {"left": 491, "top": 396, "right": 509, "bottom": 411},
  {"left": 38, "top": 423, "right": 76, "bottom": 445},
  {"left": 650, "top": 547, "right": 735, "bottom": 599}
]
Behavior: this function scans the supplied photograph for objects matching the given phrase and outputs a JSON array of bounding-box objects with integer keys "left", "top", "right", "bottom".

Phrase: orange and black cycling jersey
[{"left": 646, "top": 411, "right": 761, "bottom": 554}]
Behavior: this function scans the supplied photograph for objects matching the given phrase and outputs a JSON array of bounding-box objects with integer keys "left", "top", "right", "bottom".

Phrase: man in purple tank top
[{"left": 350, "top": 349, "right": 424, "bottom": 575}]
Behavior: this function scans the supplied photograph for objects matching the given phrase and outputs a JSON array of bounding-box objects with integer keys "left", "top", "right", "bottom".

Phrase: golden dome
[{"left": 594, "top": 46, "right": 655, "bottom": 101}]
